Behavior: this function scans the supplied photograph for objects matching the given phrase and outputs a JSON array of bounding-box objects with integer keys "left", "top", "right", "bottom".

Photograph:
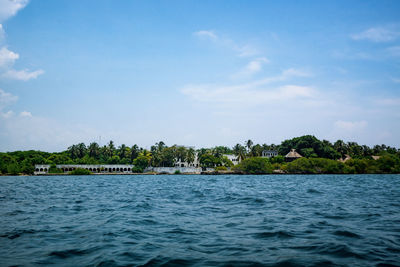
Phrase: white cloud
[
  {"left": 232, "top": 57, "right": 269, "bottom": 79},
  {"left": 0, "top": 46, "right": 18, "bottom": 68},
  {"left": 0, "top": 24, "right": 4, "bottom": 41},
  {"left": 334, "top": 120, "right": 368, "bottom": 132},
  {"left": 1, "top": 110, "right": 13, "bottom": 118},
  {"left": 282, "top": 68, "right": 312, "bottom": 77},
  {"left": 0, "top": 88, "right": 18, "bottom": 109},
  {"left": 0, "top": 0, "right": 29, "bottom": 22},
  {"left": 0, "top": 1, "right": 43, "bottom": 81},
  {"left": 1, "top": 68, "right": 44, "bottom": 80},
  {"left": 182, "top": 67, "right": 316, "bottom": 107},
  {"left": 194, "top": 29, "right": 259, "bottom": 57},
  {"left": 235, "top": 44, "right": 259, "bottom": 58},
  {"left": 19, "top": 110, "right": 31, "bottom": 117},
  {"left": 351, "top": 26, "right": 400, "bottom": 42},
  {"left": 245, "top": 57, "right": 269, "bottom": 72},
  {"left": 194, "top": 30, "right": 218, "bottom": 40},
  {"left": 182, "top": 83, "right": 315, "bottom": 105},
  {"left": 181, "top": 67, "right": 316, "bottom": 106}
]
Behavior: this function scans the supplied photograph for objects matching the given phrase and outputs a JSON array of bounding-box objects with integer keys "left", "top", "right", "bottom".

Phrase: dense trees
[
  {"left": 233, "top": 158, "right": 273, "bottom": 174},
  {"left": 0, "top": 135, "right": 399, "bottom": 175}
]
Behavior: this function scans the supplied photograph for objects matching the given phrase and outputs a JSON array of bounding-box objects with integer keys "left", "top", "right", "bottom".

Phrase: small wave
[
  {"left": 307, "top": 188, "right": 322, "bottom": 194},
  {"left": 318, "top": 243, "right": 365, "bottom": 259},
  {"left": 207, "top": 259, "right": 265, "bottom": 266},
  {"left": 333, "top": 230, "right": 361, "bottom": 239},
  {"left": 95, "top": 259, "right": 118, "bottom": 267},
  {"left": 191, "top": 189, "right": 205, "bottom": 198},
  {"left": 49, "top": 248, "right": 93, "bottom": 259},
  {"left": 254, "top": 230, "right": 295, "bottom": 239},
  {"left": 1, "top": 229, "right": 40, "bottom": 240},
  {"left": 236, "top": 196, "right": 266, "bottom": 205},
  {"left": 5, "top": 209, "right": 25, "bottom": 216}
]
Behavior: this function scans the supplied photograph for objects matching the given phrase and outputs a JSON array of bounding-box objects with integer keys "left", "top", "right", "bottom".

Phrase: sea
[{"left": 0, "top": 174, "right": 399, "bottom": 266}]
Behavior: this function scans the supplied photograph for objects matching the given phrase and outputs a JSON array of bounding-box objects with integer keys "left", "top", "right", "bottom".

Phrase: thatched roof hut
[
  {"left": 338, "top": 154, "right": 351, "bottom": 163},
  {"left": 285, "top": 149, "right": 302, "bottom": 161}
]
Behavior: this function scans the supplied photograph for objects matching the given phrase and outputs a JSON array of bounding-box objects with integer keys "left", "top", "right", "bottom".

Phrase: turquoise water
[{"left": 0, "top": 174, "right": 399, "bottom": 266}]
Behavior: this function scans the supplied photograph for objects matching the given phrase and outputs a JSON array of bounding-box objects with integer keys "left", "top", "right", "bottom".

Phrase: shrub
[
  {"left": 284, "top": 158, "right": 346, "bottom": 174},
  {"left": 48, "top": 164, "right": 63, "bottom": 174},
  {"left": 233, "top": 157, "right": 273, "bottom": 174},
  {"left": 7, "top": 163, "right": 21, "bottom": 175},
  {"left": 69, "top": 168, "right": 92, "bottom": 175},
  {"left": 215, "top": 166, "right": 227, "bottom": 171},
  {"left": 131, "top": 166, "right": 144, "bottom": 173},
  {"left": 174, "top": 170, "right": 181, "bottom": 174}
]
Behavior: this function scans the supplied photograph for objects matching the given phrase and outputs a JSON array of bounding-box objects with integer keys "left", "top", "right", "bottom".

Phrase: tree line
[{"left": 0, "top": 135, "right": 399, "bottom": 175}]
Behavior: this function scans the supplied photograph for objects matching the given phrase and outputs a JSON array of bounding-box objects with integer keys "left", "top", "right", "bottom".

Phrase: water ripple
[{"left": 0, "top": 174, "right": 399, "bottom": 266}]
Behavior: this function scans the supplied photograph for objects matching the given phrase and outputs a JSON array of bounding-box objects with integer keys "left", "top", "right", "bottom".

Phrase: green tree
[
  {"left": 133, "top": 151, "right": 152, "bottom": 171},
  {"left": 88, "top": 142, "right": 100, "bottom": 159},
  {"left": 233, "top": 144, "right": 246, "bottom": 161},
  {"left": 233, "top": 157, "right": 272, "bottom": 174},
  {"left": 187, "top": 148, "right": 196, "bottom": 165},
  {"left": 246, "top": 139, "right": 253, "bottom": 153}
]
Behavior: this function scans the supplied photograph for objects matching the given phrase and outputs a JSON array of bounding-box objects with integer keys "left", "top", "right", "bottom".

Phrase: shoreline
[{"left": 2, "top": 172, "right": 400, "bottom": 176}]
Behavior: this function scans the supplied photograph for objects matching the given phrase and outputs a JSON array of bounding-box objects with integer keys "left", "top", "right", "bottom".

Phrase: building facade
[
  {"left": 34, "top": 164, "right": 135, "bottom": 175},
  {"left": 223, "top": 154, "right": 240, "bottom": 165},
  {"left": 262, "top": 150, "right": 278, "bottom": 158}
]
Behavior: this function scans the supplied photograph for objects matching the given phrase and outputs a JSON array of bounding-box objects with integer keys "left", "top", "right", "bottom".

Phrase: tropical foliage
[{"left": 0, "top": 135, "right": 399, "bottom": 175}]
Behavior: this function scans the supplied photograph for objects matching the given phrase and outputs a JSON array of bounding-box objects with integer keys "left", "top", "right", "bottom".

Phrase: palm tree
[
  {"left": 88, "top": 142, "right": 100, "bottom": 159},
  {"left": 187, "top": 148, "right": 196, "bottom": 165},
  {"left": 107, "top": 140, "right": 115, "bottom": 157},
  {"left": 77, "top": 143, "right": 87, "bottom": 158},
  {"left": 246, "top": 139, "right": 253, "bottom": 153},
  {"left": 176, "top": 146, "right": 187, "bottom": 162},
  {"left": 118, "top": 144, "right": 127, "bottom": 159},
  {"left": 157, "top": 141, "right": 166, "bottom": 151},
  {"left": 233, "top": 144, "right": 246, "bottom": 161},
  {"left": 67, "top": 144, "right": 79, "bottom": 159},
  {"left": 334, "top": 140, "right": 347, "bottom": 158}
]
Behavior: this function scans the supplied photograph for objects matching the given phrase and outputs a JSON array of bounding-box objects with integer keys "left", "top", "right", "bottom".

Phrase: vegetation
[
  {"left": 233, "top": 157, "right": 273, "bottom": 174},
  {"left": 215, "top": 166, "right": 228, "bottom": 171},
  {"left": 0, "top": 135, "right": 399, "bottom": 175},
  {"left": 69, "top": 168, "right": 92, "bottom": 175}
]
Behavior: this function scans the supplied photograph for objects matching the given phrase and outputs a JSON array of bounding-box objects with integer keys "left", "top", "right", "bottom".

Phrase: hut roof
[
  {"left": 338, "top": 154, "right": 351, "bottom": 162},
  {"left": 372, "top": 155, "right": 381, "bottom": 160},
  {"left": 285, "top": 149, "right": 302, "bottom": 158}
]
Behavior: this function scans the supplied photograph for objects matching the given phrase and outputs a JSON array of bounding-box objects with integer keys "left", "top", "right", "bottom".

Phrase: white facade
[
  {"left": 262, "top": 150, "right": 278, "bottom": 158},
  {"left": 34, "top": 164, "right": 135, "bottom": 175},
  {"left": 175, "top": 151, "right": 200, "bottom": 168},
  {"left": 223, "top": 154, "right": 240, "bottom": 165}
]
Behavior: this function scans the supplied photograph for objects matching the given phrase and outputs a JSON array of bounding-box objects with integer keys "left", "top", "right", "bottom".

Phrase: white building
[
  {"left": 262, "top": 150, "right": 278, "bottom": 158},
  {"left": 34, "top": 164, "right": 134, "bottom": 175},
  {"left": 175, "top": 151, "right": 200, "bottom": 167},
  {"left": 223, "top": 154, "right": 240, "bottom": 165}
]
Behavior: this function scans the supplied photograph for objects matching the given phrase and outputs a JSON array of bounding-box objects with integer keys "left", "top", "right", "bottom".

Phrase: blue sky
[{"left": 0, "top": 0, "right": 399, "bottom": 151}]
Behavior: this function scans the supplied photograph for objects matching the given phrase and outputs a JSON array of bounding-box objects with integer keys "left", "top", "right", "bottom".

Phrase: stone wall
[{"left": 34, "top": 164, "right": 134, "bottom": 175}]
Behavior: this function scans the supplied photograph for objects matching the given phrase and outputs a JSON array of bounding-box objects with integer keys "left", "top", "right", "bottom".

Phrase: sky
[{"left": 0, "top": 0, "right": 400, "bottom": 152}]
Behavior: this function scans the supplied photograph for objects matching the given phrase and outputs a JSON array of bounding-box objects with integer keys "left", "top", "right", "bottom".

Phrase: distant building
[
  {"left": 175, "top": 148, "right": 200, "bottom": 168},
  {"left": 285, "top": 149, "right": 302, "bottom": 162},
  {"left": 372, "top": 155, "right": 381, "bottom": 160},
  {"left": 34, "top": 164, "right": 134, "bottom": 175},
  {"left": 262, "top": 150, "right": 278, "bottom": 158},
  {"left": 223, "top": 154, "right": 240, "bottom": 165}
]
